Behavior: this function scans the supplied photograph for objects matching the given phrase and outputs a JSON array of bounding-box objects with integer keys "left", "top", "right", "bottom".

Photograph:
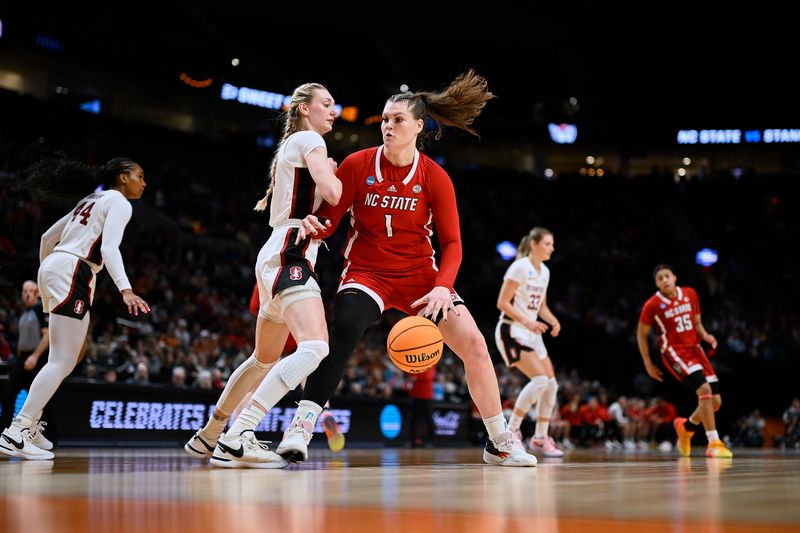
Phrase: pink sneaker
[{"left": 530, "top": 435, "right": 564, "bottom": 457}]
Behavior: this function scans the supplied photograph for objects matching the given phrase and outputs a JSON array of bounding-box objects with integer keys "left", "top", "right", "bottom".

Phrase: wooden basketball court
[{"left": 2, "top": 448, "right": 799, "bottom": 532}]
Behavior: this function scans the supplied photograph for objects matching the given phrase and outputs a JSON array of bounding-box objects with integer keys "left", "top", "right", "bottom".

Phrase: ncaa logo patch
[
  {"left": 74, "top": 300, "right": 85, "bottom": 314},
  {"left": 366, "top": 176, "right": 375, "bottom": 186},
  {"left": 412, "top": 184, "right": 422, "bottom": 193},
  {"left": 289, "top": 266, "right": 303, "bottom": 281}
]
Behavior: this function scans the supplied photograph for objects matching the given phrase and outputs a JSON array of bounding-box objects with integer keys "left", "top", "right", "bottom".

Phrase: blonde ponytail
[
  {"left": 517, "top": 227, "right": 553, "bottom": 258},
  {"left": 254, "top": 82, "right": 329, "bottom": 211}
]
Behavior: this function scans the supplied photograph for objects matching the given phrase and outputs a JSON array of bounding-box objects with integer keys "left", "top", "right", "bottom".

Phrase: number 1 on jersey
[{"left": 384, "top": 214, "right": 394, "bottom": 238}]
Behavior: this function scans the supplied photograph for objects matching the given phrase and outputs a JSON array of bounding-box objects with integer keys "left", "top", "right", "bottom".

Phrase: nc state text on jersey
[
  {"left": 364, "top": 193, "right": 419, "bottom": 211},
  {"left": 663, "top": 303, "right": 692, "bottom": 319}
]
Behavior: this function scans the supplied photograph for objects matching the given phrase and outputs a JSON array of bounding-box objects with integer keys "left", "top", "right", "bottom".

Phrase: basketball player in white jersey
[
  {"left": 495, "top": 227, "right": 564, "bottom": 457},
  {"left": 184, "top": 82, "right": 341, "bottom": 468},
  {"left": 0, "top": 157, "right": 149, "bottom": 460}
]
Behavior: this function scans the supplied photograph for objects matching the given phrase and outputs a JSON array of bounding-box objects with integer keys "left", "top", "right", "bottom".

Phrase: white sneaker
[
  {"left": 30, "top": 421, "right": 54, "bottom": 451},
  {"left": 0, "top": 425, "right": 54, "bottom": 460},
  {"left": 209, "top": 430, "right": 287, "bottom": 469},
  {"left": 184, "top": 430, "right": 217, "bottom": 459},
  {"left": 276, "top": 419, "right": 314, "bottom": 462},
  {"left": 483, "top": 431, "right": 537, "bottom": 467}
]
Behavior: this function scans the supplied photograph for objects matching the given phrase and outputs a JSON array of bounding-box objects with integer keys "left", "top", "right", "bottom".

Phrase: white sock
[
  {"left": 483, "top": 413, "right": 508, "bottom": 442},
  {"left": 228, "top": 404, "right": 266, "bottom": 435},
  {"left": 534, "top": 420, "right": 551, "bottom": 439},
  {"left": 508, "top": 412, "right": 525, "bottom": 431},
  {"left": 202, "top": 413, "right": 229, "bottom": 441},
  {"left": 11, "top": 414, "right": 34, "bottom": 432},
  {"left": 706, "top": 430, "right": 720, "bottom": 443},
  {"left": 295, "top": 400, "right": 323, "bottom": 430}
]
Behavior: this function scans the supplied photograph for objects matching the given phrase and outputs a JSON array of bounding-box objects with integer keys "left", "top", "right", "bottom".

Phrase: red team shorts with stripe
[
  {"left": 338, "top": 264, "right": 460, "bottom": 316},
  {"left": 660, "top": 344, "right": 719, "bottom": 392}
]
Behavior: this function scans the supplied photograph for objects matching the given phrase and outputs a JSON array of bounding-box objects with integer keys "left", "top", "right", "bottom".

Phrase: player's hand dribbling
[
  {"left": 121, "top": 289, "right": 150, "bottom": 316},
  {"left": 645, "top": 361, "right": 663, "bottom": 382},
  {"left": 412, "top": 286, "right": 459, "bottom": 323},
  {"left": 296, "top": 215, "right": 331, "bottom": 244}
]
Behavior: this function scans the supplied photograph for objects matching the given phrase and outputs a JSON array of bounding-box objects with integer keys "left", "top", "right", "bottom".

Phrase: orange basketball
[{"left": 386, "top": 316, "right": 443, "bottom": 374}]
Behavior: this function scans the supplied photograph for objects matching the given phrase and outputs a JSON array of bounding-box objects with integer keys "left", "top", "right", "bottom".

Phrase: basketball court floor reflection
[{"left": 1, "top": 448, "right": 799, "bottom": 533}]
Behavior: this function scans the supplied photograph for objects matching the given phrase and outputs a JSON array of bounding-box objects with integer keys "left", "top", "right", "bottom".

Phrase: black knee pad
[
  {"left": 302, "top": 289, "right": 381, "bottom": 405},
  {"left": 682, "top": 370, "right": 708, "bottom": 393},
  {"left": 332, "top": 289, "right": 382, "bottom": 341}
]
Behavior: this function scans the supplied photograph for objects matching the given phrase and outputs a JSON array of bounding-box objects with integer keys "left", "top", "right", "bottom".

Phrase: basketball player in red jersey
[
  {"left": 277, "top": 71, "right": 536, "bottom": 467},
  {"left": 637, "top": 264, "right": 732, "bottom": 458}
]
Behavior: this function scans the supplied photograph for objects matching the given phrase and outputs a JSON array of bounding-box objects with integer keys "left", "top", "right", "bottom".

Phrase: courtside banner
[{"left": 3, "top": 379, "right": 471, "bottom": 446}]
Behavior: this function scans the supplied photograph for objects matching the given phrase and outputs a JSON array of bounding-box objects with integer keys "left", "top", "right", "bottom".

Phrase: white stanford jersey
[
  {"left": 269, "top": 130, "right": 326, "bottom": 227},
  {"left": 42, "top": 189, "right": 133, "bottom": 291},
  {"left": 500, "top": 257, "right": 550, "bottom": 325}
]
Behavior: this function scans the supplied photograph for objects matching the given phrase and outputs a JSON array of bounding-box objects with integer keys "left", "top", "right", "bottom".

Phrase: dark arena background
[{"left": 1, "top": 5, "right": 799, "bottom": 532}]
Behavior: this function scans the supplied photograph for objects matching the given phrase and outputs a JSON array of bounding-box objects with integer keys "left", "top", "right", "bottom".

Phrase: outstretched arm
[
  {"left": 410, "top": 168, "right": 462, "bottom": 322},
  {"left": 429, "top": 168, "right": 462, "bottom": 289},
  {"left": 101, "top": 201, "right": 149, "bottom": 315}
]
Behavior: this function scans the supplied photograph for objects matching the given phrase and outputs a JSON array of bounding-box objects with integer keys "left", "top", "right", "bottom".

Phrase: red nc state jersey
[
  {"left": 639, "top": 286, "right": 702, "bottom": 349},
  {"left": 317, "top": 146, "right": 462, "bottom": 288}
]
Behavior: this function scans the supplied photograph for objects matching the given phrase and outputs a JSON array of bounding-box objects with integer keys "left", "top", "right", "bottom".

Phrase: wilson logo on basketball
[
  {"left": 289, "top": 267, "right": 303, "bottom": 281},
  {"left": 404, "top": 349, "right": 440, "bottom": 364},
  {"left": 387, "top": 316, "right": 443, "bottom": 374},
  {"left": 74, "top": 300, "right": 85, "bottom": 314}
]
